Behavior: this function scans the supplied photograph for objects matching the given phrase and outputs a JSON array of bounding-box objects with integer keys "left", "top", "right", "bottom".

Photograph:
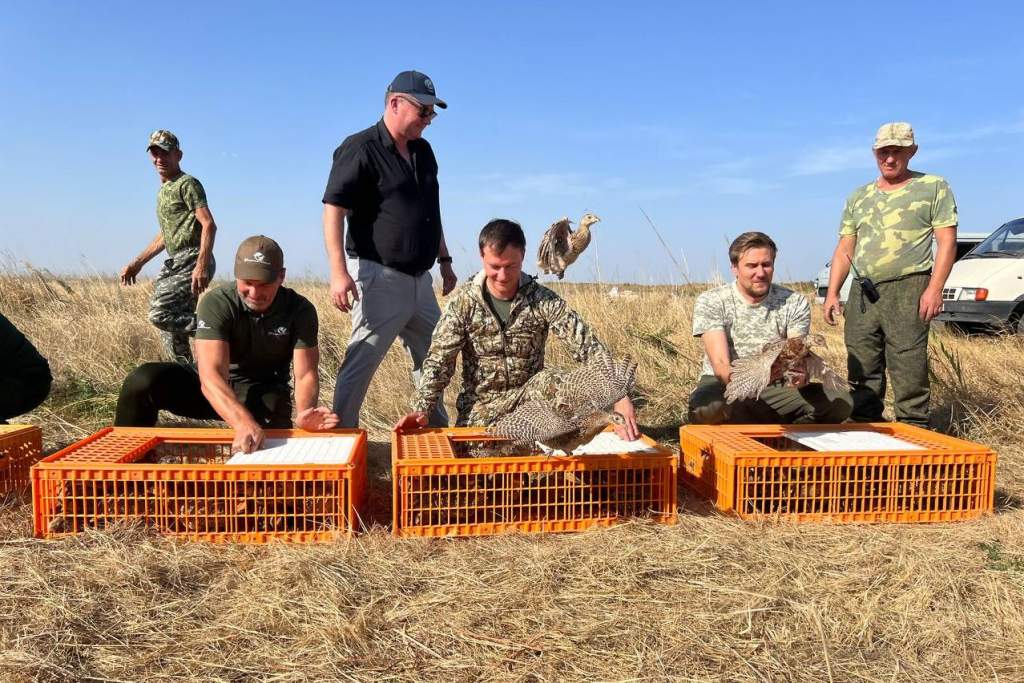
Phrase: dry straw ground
[{"left": 1, "top": 267, "right": 1023, "bottom": 682}]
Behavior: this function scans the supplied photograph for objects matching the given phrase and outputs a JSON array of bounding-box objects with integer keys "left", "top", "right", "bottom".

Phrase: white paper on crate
[
  {"left": 226, "top": 437, "right": 356, "bottom": 465},
  {"left": 538, "top": 431, "right": 661, "bottom": 456},
  {"left": 783, "top": 430, "right": 926, "bottom": 452}
]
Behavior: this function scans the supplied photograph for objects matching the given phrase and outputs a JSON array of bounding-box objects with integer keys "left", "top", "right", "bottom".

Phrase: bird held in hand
[
  {"left": 487, "top": 353, "right": 636, "bottom": 454},
  {"left": 537, "top": 212, "right": 601, "bottom": 279},
  {"left": 724, "top": 334, "right": 848, "bottom": 403}
]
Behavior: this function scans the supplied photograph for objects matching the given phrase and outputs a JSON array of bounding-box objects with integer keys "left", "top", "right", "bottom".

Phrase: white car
[
  {"left": 813, "top": 231, "right": 989, "bottom": 304},
  {"left": 937, "top": 218, "right": 1024, "bottom": 334}
]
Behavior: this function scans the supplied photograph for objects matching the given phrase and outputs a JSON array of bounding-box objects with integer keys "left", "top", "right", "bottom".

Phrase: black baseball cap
[{"left": 387, "top": 70, "right": 447, "bottom": 109}]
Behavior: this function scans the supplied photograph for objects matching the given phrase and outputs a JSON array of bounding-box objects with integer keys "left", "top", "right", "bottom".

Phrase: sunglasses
[{"left": 395, "top": 95, "right": 437, "bottom": 120}]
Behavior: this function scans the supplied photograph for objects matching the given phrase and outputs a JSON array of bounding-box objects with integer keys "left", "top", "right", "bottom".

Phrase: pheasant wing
[
  {"left": 537, "top": 218, "right": 572, "bottom": 274},
  {"left": 805, "top": 351, "right": 849, "bottom": 392},
  {"left": 487, "top": 403, "right": 578, "bottom": 446},
  {"left": 558, "top": 354, "right": 637, "bottom": 412},
  {"left": 724, "top": 339, "right": 787, "bottom": 403}
]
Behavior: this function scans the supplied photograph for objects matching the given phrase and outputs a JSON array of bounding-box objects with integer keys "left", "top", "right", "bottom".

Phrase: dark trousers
[
  {"left": 844, "top": 273, "right": 930, "bottom": 427},
  {"left": 0, "top": 371, "right": 52, "bottom": 422},
  {"left": 114, "top": 362, "right": 291, "bottom": 428},
  {"left": 687, "top": 374, "right": 852, "bottom": 425}
]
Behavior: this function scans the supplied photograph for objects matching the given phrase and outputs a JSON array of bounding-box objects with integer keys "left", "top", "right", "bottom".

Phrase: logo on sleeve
[{"left": 196, "top": 319, "right": 211, "bottom": 330}]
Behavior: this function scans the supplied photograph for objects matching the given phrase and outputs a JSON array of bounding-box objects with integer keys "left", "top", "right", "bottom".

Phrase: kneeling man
[
  {"left": 687, "top": 232, "right": 852, "bottom": 425},
  {"left": 115, "top": 235, "right": 338, "bottom": 452}
]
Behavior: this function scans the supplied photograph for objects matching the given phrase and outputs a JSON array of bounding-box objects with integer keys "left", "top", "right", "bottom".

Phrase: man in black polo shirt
[
  {"left": 0, "top": 313, "right": 52, "bottom": 423},
  {"left": 114, "top": 235, "right": 339, "bottom": 453},
  {"left": 322, "top": 69, "right": 457, "bottom": 428}
]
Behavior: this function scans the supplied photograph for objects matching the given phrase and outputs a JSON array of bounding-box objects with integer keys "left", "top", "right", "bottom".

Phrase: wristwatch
[{"left": 438, "top": 256, "right": 453, "bottom": 264}]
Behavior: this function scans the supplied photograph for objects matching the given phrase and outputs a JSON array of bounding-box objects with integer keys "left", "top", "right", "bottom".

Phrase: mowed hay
[{"left": 2, "top": 269, "right": 1024, "bottom": 679}]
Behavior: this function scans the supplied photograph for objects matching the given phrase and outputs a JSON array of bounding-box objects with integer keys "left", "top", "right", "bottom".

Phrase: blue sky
[{"left": 1, "top": 1, "right": 1022, "bottom": 284}]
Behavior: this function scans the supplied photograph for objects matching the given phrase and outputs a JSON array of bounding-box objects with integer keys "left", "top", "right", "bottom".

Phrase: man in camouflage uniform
[
  {"left": 394, "top": 219, "right": 639, "bottom": 440},
  {"left": 120, "top": 130, "right": 218, "bottom": 364},
  {"left": 824, "top": 123, "right": 957, "bottom": 427},
  {"left": 688, "top": 232, "right": 852, "bottom": 425}
]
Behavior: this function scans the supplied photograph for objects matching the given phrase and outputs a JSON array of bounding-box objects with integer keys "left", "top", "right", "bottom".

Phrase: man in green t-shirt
[
  {"left": 120, "top": 130, "right": 218, "bottom": 365},
  {"left": 115, "top": 236, "right": 338, "bottom": 454},
  {"left": 823, "top": 122, "right": 958, "bottom": 427}
]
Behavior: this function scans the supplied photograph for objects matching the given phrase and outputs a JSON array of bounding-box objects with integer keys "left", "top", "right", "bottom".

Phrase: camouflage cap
[
  {"left": 147, "top": 129, "right": 180, "bottom": 152},
  {"left": 873, "top": 122, "right": 915, "bottom": 149},
  {"left": 235, "top": 235, "right": 284, "bottom": 283}
]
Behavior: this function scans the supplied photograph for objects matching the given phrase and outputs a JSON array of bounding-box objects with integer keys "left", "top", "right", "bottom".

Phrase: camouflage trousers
[
  {"left": 844, "top": 272, "right": 930, "bottom": 427},
  {"left": 148, "top": 247, "right": 215, "bottom": 365}
]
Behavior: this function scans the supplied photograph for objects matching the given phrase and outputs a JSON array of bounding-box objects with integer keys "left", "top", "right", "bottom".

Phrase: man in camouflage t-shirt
[
  {"left": 823, "top": 122, "right": 958, "bottom": 427},
  {"left": 120, "top": 130, "right": 218, "bottom": 364},
  {"left": 688, "top": 232, "right": 852, "bottom": 425},
  {"left": 394, "top": 219, "right": 639, "bottom": 441}
]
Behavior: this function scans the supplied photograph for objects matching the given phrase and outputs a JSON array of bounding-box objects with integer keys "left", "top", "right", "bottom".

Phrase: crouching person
[
  {"left": 115, "top": 235, "right": 338, "bottom": 452},
  {"left": 0, "top": 313, "right": 52, "bottom": 423},
  {"left": 687, "top": 232, "right": 852, "bottom": 425}
]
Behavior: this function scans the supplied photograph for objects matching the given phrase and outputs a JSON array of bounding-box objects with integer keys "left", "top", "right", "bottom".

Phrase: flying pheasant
[
  {"left": 537, "top": 212, "right": 601, "bottom": 279},
  {"left": 724, "top": 334, "right": 848, "bottom": 403},
  {"left": 487, "top": 353, "right": 636, "bottom": 454}
]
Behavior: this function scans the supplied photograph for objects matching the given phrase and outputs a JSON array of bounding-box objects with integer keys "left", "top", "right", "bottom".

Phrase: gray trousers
[
  {"left": 332, "top": 258, "right": 448, "bottom": 428},
  {"left": 687, "top": 374, "right": 852, "bottom": 425}
]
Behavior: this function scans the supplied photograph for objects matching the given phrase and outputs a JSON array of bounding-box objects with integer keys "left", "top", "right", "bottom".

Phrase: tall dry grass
[{"left": 1, "top": 266, "right": 1023, "bottom": 681}]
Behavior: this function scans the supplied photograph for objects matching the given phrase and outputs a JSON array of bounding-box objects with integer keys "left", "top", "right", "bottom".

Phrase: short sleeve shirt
[
  {"left": 691, "top": 282, "right": 810, "bottom": 377},
  {"left": 839, "top": 172, "right": 958, "bottom": 281},
  {"left": 195, "top": 284, "right": 318, "bottom": 385},
  {"left": 157, "top": 173, "right": 208, "bottom": 254},
  {"left": 322, "top": 120, "right": 443, "bottom": 275}
]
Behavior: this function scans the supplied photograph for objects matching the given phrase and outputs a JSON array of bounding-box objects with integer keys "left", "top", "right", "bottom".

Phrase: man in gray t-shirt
[{"left": 687, "top": 232, "right": 852, "bottom": 425}]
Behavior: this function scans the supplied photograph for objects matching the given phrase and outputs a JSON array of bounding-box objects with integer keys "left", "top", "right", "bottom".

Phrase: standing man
[
  {"left": 121, "top": 130, "right": 218, "bottom": 365},
  {"left": 688, "top": 232, "right": 851, "bottom": 425},
  {"left": 823, "top": 122, "right": 958, "bottom": 427},
  {"left": 322, "top": 70, "right": 457, "bottom": 428},
  {"left": 115, "top": 236, "right": 338, "bottom": 454}
]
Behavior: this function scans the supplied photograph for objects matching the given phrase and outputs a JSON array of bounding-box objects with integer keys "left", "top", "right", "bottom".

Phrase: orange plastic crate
[
  {"left": 392, "top": 427, "right": 678, "bottom": 537},
  {"left": 0, "top": 424, "right": 44, "bottom": 494},
  {"left": 680, "top": 423, "right": 996, "bottom": 523},
  {"left": 32, "top": 427, "right": 367, "bottom": 542}
]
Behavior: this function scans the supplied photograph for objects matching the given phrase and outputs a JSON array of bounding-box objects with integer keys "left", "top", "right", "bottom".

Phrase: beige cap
[
  {"left": 234, "top": 235, "right": 284, "bottom": 283},
  {"left": 873, "top": 122, "right": 916, "bottom": 149}
]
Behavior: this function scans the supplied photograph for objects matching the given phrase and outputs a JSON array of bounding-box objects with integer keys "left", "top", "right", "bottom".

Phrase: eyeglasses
[{"left": 395, "top": 94, "right": 437, "bottom": 120}]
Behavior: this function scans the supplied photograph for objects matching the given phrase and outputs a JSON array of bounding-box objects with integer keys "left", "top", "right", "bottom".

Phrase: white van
[
  {"left": 937, "top": 218, "right": 1024, "bottom": 334},
  {"left": 813, "top": 231, "right": 989, "bottom": 304}
]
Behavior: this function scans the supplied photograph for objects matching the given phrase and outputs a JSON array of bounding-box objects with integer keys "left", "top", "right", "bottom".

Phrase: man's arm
[
  {"left": 921, "top": 226, "right": 956, "bottom": 322},
  {"left": 120, "top": 233, "right": 165, "bottom": 285},
  {"left": 824, "top": 235, "right": 856, "bottom": 326},
  {"left": 195, "top": 338, "right": 265, "bottom": 453},
  {"left": 323, "top": 203, "right": 359, "bottom": 313},
  {"left": 701, "top": 329, "right": 733, "bottom": 384},
  {"left": 292, "top": 345, "right": 339, "bottom": 431},
  {"left": 437, "top": 230, "right": 457, "bottom": 296},
  {"left": 191, "top": 207, "right": 217, "bottom": 296},
  {"left": 545, "top": 297, "right": 608, "bottom": 363}
]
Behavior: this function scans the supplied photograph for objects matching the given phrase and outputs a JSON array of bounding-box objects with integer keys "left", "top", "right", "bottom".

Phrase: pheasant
[
  {"left": 724, "top": 334, "right": 848, "bottom": 403},
  {"left": 487, "top": 353, "right": 636, "bottom": 454},
  {"left": 537, "top": 212, "right": 601, "bottom": 279}
]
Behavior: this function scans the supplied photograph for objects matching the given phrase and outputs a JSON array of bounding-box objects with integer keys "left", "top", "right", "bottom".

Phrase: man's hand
[
  {"left": 295, "top": 407, "right": 340, "bottom": 432},
  {"left": 612, "top": 397, "right": 639, "bottom": 441},
  {"left": 330, "top": 272, "right": 359, "bottom": 313},
  {"left": 190, "top": 261, "right": 211, "bottom": 297},
  {"left": 919, "top": 286, "right": 944, "bottom": 322},
  {"left": 119, "top": 261, "right": 141, "bottom": 286},
  {"left": 394, "top": 411, "right": 428, "bottom": 431},
  {"left": 231, "top": 422, "right": 265, "bottom": 454},
  {"left": 823, "top": 293, "right": 844, "bottom": 326},
  {"left": 440, "top": 262, "right": 458, "bottom": 296}
]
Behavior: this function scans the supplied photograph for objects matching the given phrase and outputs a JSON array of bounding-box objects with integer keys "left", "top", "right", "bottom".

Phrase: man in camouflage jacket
[
  {"left": 120, "top": 130, "right": 218, "bottom": 364},
  {"left": 395, "top": 219, "right": 639, "bottom": 439},
  {"left": 823, "top": 122, "right": 957, "bottom": 427}
]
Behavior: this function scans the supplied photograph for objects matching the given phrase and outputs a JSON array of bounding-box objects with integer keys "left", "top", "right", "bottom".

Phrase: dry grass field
[{"left": 1, "top": 267, "right": 1023, "bottom": 682}]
